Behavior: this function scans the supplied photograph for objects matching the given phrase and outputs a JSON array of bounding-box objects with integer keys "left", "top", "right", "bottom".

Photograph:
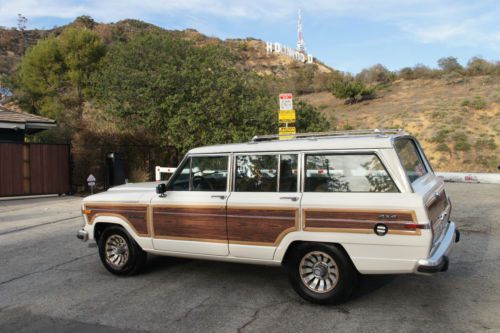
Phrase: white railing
[{"left": 155, "top": 166, "right": 177, "bottom": 182}]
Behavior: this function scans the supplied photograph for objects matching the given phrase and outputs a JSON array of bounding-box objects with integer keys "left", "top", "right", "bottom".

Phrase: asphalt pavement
[{"left": 0, "top": 183, "right": 499, "bottom": 332}]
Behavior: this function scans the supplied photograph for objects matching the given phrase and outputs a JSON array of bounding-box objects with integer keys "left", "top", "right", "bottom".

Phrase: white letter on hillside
[{"left": 266, "top": 41, "right": 273, "bottom": 54}]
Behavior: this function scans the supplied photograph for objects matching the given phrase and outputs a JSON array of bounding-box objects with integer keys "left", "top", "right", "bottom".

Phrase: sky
[{"left": 0, "top": 0, "right": 498, "bottom": 73}]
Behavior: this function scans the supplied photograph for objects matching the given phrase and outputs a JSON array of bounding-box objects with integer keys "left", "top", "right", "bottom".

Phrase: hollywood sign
[{"left": 266, "top": 42, "right": 313, "bottom": 64}]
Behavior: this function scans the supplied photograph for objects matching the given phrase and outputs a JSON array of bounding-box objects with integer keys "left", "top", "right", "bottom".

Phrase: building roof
[
  {"left": 0, "top": 106, "right": 56, "bottom": 134},
  {"left": 189, "top": 131, "right": 408, "bottom": 154}
]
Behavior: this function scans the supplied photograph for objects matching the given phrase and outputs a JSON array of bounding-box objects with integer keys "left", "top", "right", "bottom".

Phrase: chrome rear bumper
[{"left": 416, "top": 221, "right": 459, "bottom": 274}]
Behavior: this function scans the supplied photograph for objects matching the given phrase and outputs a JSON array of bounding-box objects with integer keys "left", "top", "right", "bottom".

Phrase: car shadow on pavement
[
  {"left": 141, "top": 255, "right": 193, "bottom": 275},
  {"left": 350, "top": 274, "right": 397, "bottom": 301}
]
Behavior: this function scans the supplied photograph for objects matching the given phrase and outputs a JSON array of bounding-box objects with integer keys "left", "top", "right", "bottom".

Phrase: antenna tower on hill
[{"left": 297, "top": 9, "right": 306, "bottom": 53}]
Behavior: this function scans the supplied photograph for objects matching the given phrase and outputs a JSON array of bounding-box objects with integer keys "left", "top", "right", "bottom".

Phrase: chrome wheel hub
[
  {"left": 299, "top": 251, "right": 338, "bottom": 293},
  {"left": 105, "top": 234, "right": 129, "bottom": 268}
]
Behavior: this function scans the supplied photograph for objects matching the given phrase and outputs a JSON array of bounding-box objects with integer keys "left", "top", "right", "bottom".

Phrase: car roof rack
[{"left": 250, "top": 128, "right": 406, "bottom": 142}]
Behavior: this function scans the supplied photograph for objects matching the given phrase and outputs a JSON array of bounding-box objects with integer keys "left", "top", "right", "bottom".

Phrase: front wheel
[
  {"left": 98, "top": 226, "right": 147, "bottom": 276},
  {"left": 288, "top": 243, "right": 356, "bottom": 304}
]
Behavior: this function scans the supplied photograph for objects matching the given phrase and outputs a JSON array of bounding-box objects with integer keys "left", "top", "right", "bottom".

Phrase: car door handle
[
  {"left": 211, "top": 195, "right": 227, "bottom": 200},
  {"left": 280, "top": 196, "right": 299, "bottom": 201}
]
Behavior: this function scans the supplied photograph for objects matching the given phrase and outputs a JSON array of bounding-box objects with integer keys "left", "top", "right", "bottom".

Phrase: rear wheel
[
  {"left": 98, "top": 226, "right": 147, "bottom": 276},
  {"left": 288, "top": 243, "right": 355, "bottom": 304}
]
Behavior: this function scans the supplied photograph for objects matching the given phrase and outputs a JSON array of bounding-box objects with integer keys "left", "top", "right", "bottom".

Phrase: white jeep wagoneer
[{"left": 77, "top": 129, "right": 459, "bottom": 304}]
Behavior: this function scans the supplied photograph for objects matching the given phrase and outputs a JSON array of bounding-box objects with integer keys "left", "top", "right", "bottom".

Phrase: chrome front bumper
[
  {"left": 77, "top": 228, "right": 89, "bottom": 242},
  {"left": 416, "top": 221, "right": 460, "bottom": 274}
]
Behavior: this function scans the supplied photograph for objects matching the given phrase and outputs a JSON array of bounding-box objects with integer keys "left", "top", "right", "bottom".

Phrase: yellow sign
[
  {"left": 279, "top": 126, "right": 296, "bottom": 140},
  {"left": 279, "top": 110, "right": 296, "bottom": 122}
]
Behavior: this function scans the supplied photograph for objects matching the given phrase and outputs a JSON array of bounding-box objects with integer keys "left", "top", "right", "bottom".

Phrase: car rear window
[{"left": 394, "top": 139, "right": 428, "bottom": 183}]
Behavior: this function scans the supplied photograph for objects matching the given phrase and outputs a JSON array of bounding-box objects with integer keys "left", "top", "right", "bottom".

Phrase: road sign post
[
  {"left": 278, "top": 93, "right": 296, "bottom": 140},
  {"left": 87, "top": 174, "right": 96, "bottom": 195}
]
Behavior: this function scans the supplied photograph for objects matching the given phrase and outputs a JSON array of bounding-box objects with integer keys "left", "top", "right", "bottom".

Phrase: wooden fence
[{"left": 0, "top": 143, "right": 70, "bottom": 197}]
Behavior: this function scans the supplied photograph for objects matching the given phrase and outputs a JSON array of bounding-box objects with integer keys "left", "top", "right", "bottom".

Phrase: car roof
[{"left": 188, "top": 132, "right": 409, "bottom": 155}]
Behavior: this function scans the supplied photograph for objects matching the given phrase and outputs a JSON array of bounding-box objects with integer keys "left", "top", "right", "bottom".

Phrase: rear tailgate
[
  {"left": 393, "top": 137, "right": 452, "bottom": 249},
  {"left": 425, "top": 186, "right": 451, "bottom": 246}
]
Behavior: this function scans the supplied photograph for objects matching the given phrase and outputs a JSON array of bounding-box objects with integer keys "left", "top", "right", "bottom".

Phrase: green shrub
[
  {"left": 475, "top": 138, "right": 497, "bottom": 150},
  {"left": 430, "top": 111, "right": 446, "bottom": 120},
  {"left": 436, "top": 142, "right": 451, "bottom": 153},
  {"left": 471, "top": 96, "right": 487, "bottom": 110},
  {"left": 461, "top": 96, "right": 486, "bottom": 110},
  {"left": 330, "top": 79, "right": 375, "bottom": 104},
  {"left": 453, "top": 132, "right": 471, "bottom": 151},
  {"left": 477, "top": 155, "right": 498, "bottom": 168},
  {"left": 443, "top": 70, "right": 465, "bottom": 84},
  {"left": 431, "top": 129, "right": 450, "bottom": 143}
]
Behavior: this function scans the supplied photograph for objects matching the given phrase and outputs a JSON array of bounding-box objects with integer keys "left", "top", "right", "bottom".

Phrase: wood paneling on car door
[
  {"left": 152, "top": 206, "right": 227, "bottom": 242},
  {"left": 227, "top": 207, "right": 298, "bottom": 245}
]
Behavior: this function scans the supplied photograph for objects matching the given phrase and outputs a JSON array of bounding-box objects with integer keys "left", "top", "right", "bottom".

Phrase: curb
[{"left": 436, "top": 172, "right": 500, "bottom": 184}]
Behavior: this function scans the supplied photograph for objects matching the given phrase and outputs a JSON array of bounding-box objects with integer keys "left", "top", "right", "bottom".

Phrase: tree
[
  {"left": 437, "top": 56, "right": 462, "bottom": 72},
  {"left": 58, "top": 27, "right": 106, "bottom": 117},
  {"left": 16, "top": 27, "right": 105, "bottom": 126},
  {"left": 356, "top": 64, "right": 395, "bottom": 84},
  {"left": 466, "top": 57, "right": 495, "bottom": 75},
  {"left": 330, "top": 78, "right": 375, "bottom": 104},
  {"left": 17, "top": 14, "right": 27, "bottom": 53},
  {"left": 91, "top": 31, "right": 328, "bottom": 153},
  {"left": 295, "top": 101, "right": 330, "bottom": 132}
]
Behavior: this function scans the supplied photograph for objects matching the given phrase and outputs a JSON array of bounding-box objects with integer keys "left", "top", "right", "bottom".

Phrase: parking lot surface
[{"left": 0, "top": 183, "right": 499, "bottom": 332}]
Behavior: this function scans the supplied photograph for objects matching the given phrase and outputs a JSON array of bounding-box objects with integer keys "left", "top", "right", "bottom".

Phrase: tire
[
  {"left": 288, "top": 243, "right": 356, "bottom": 304},
  {"left": 98, "top": 226, "right": 147, "bottom": 276}
]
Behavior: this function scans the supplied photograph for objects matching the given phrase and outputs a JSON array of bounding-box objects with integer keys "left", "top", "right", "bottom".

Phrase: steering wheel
[{"left": 192, "top": 176, "right": 214, "bottom": 191}]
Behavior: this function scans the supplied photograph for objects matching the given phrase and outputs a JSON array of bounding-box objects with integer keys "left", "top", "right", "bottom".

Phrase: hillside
[
  {"left": 301, "top": 76, "right": 500, "bottom": 173},
  {"left": 0, "top": 18, "right": 332, "bottom": 79},
  {"left": 1, "top": 17, "right": 499, "bottom": 174}
]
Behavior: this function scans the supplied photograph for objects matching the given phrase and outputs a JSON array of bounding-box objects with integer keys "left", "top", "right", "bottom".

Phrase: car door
[
  {"left": 151, "top": 154, "right": 230, "bottom": 256},
  {"left": 226, "top": 153, "right": 301, "bottom": 260}
]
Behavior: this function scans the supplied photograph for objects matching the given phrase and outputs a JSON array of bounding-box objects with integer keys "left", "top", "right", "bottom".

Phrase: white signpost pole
[{"left": 87, "top": 174, "right": 96, "bottom": 195}]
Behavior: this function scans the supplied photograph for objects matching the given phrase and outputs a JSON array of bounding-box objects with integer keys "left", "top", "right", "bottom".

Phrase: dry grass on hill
[{"left": 300, "top": 76, "right": 500, "bottom": 173}]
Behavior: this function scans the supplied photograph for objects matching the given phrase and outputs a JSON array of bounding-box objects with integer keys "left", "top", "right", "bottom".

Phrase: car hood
[{"left": 83, "top": 182, "right": 157, "bottom": 204}]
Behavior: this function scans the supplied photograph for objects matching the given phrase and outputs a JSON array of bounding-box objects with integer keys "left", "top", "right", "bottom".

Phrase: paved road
[{"left": 0, "top": 183, "right": 499, "bottom": 332}]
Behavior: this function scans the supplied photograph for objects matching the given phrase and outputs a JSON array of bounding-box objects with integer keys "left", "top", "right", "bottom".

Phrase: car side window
[
  {"left": 394, "top": 139, "right": 428, "bottom": 183},
  {"left": 279, "top": 154, "right": 298, "bottom": 192},
  {"left": 305, "top": 154, "right": 398, "bottom": 193},
  {"left": 191, "top": 156, "right": 228, "bottom": 191},
  {"left": 167, "top": 156, "right": 228, "bottom": 191},
  {"left": 167, "top": 158, "right": 191, "bottom": 191},
  {"left": 235, "top": 155, "right": 278, "bottom": 192}
]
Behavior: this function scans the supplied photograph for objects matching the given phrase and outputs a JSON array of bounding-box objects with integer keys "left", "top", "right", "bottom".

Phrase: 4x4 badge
[{"left": 378, "top": 214, "right": 398, "bottom": 220}]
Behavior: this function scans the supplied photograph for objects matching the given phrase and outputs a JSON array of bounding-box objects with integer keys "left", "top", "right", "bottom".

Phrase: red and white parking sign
[{"left": 279, "top": 93, "right": 293, "bottom": 110}]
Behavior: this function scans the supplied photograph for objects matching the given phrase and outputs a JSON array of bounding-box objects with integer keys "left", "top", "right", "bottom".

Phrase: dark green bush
[{"left": 330, "top": 79, "right": 375, "bottom": 104}]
